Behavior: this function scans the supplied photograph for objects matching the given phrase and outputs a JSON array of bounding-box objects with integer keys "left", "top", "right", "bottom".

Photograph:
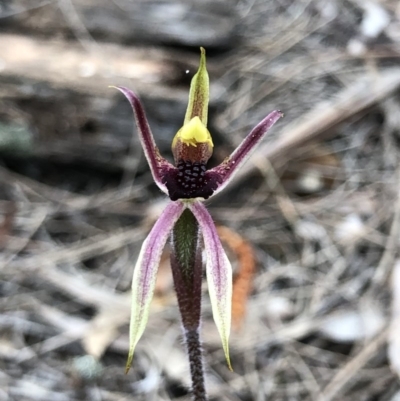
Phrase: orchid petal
[
  {"left": 112, "top": 86, "right": 174, "bottom": 194},
  {"left": 189, "top": 201, "right": 232, "bottom": 370},
  {"left": 209, "top": 110, "right": 283, "bottom": 196},
  {"left": 126, "top": 201, "right": 185, "bottom": 372}
]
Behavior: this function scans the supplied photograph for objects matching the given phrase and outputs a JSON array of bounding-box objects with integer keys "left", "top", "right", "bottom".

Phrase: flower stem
[
  {"left": 170, "top": 209, "right": 207, "bottom": 400},
  {"left": 185, "top": 329, "right": 207, "bottom": 401}
]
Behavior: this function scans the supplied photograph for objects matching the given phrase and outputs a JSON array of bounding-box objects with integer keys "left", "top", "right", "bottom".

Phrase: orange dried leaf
[{"left": 217, "top": 226, "right": 256, "bottom": 330}]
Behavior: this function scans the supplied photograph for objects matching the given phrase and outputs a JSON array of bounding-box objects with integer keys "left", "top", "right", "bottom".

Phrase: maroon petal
[
  {"left": 208, "top": 110, "right": 283, "bottom": 196},
  {"left": 126, "top": 200, "right": 185, "bottom": 372},
  {"left": 189, "top": 201, "right": 232, "bottom": 370},
  {"left": 113, "top": 86, "right": 175, "bottom": 194}
]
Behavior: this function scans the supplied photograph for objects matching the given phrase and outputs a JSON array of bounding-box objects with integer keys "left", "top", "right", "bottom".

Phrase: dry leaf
[
  {"left": 217, "top": 225, "right": 256, "bottom": 330},
  {"left": 82, "top": 303, "right": 130, "bottom": 359}
]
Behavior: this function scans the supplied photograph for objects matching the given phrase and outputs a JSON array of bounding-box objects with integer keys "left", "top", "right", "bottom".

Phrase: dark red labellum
[{"left": 162, "top": 161, "right": 222, "bottom": 201}]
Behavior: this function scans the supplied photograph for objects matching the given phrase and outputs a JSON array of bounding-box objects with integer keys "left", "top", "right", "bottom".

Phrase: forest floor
[{"left": 1, "top": 0, "right": 400, "bottom": 400}]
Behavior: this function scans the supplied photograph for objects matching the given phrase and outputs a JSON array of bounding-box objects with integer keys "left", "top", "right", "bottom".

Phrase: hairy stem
[
  {"left": 171, "top": 209, "right": 207, "bottom": 400},
  {"left": 185, "top": 329, "right": 207, "bottom": 401}
]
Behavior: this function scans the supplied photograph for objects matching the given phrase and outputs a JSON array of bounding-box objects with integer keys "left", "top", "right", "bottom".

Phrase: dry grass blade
[
  {"left": 321, "top": 327, "right": 389, "bottom": 401},
  {"left": 230, "top": 68, "right": 400, "bottom": 187},
  {"left": 10, "top": 226, "right": 145, "bottom": 272},
  {"left": 388, "top": 260, "right": 400, "bottom": 378},
  {"left": 369, "top": 173, "right": 400, "bottom": 290}
]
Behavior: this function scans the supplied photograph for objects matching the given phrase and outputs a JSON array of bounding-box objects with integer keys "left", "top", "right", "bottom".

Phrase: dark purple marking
[{"left": 162, "top": 161, "right": 222, "bottom": 201}]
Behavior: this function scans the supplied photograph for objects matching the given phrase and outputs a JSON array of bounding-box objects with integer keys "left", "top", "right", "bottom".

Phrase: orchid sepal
[
  {"left": 184, "top": 47, "right": 209, "bottom": 126},
  {"left": 111, "top": 86, "right": 175, "bottom": 194},
  {"left": 189, "top": 201, "right": 233, "bottom": 371},
  {"left": 126, "top": 201, "right": 185, "bottom": 373},
  {"left": 209, "top": 110, "right": 283, "bottom": 197}
]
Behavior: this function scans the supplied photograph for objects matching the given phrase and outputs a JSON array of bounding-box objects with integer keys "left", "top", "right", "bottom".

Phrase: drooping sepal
[
  {"left": 189, "top": 201, "right": 233, "bottom": 371},
  {"left": 126, "top": 201, "right": 185, "bottom": 373},
  {"left": 112, "top": 86, "right": 175, "bottom": 194}
]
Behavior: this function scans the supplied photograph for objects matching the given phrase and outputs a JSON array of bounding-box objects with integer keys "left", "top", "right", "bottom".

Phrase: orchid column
[{"left": 114, "top": 48, "right": 283, "bottom": 401}]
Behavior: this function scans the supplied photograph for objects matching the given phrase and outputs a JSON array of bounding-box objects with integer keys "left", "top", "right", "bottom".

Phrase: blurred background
[{"left": 1, "top": 0, "right": 400, "bottom": 400}]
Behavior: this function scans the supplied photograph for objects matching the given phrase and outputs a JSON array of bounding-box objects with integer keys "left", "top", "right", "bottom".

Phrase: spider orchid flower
[{"left": 114, "top": 48, "right": 282, "bottom": 380}]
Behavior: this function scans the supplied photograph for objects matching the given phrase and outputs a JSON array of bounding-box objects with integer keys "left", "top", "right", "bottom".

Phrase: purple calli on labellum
[{"left": 113, "top": 47, "right": 283, "bottom": 375}]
